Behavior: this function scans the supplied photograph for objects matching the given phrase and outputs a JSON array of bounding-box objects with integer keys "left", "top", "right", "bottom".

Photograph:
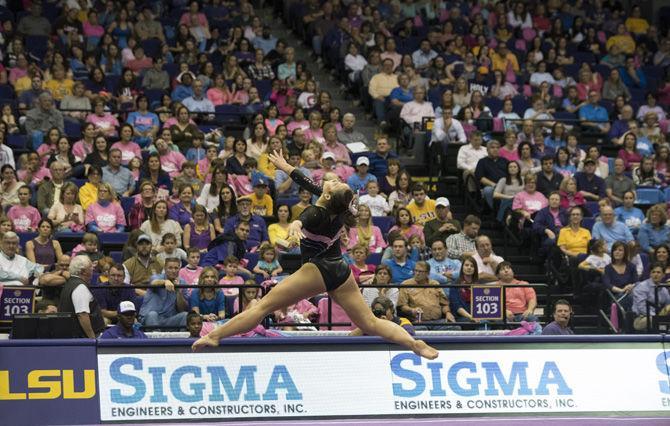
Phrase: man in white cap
[
  {"left": 347, "top": 156, "right": 377, "bottom": 193},
  {"left": 423, "top": 197, "right": 461, "bottom": 245},
  {"left": 313, "top": 151, "right": 348, "bottom": 184},
  {"left": 99, "top": 301, "right": 148, "bottom": 339}
]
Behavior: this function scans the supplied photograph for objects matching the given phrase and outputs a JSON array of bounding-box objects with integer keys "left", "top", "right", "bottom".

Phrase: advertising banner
[
  {"left": 0, "top": 343, "right": 100, "bottom": 426},
  {"left": 97, "top": 345, "right": 670, "bottom": 421}
]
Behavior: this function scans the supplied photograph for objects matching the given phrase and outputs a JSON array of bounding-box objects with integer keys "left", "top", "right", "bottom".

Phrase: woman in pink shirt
[
  {"left": 156, "top": 138, "right": 186, "bottom": 178},
  {"left": 86, "top": 97, "right": 120, "bottom": 137},
  {"left": 388, "top": 207, "right": 425, "bottom": 245},
  {"left": 85, "top": 183, "right": 126, "bottom": 233},
  {"left": 347, "top": 205, "right": 386, "bottom": 254},
  {"left": 206, "top": 74, "right": 232, "bottom": 106},
  {"left": 286, "top": 108, "right": 309, "bottom": 133},
  {"left": 349, "top": 243, "right": 377, "bottom": 285},
  {"left": 499, "top": 130, "right": 520, "bottom": 162},
  {"left": 617, "top": 131, "right": 643, "bottom": 171},
  {"left": 18, "top": 152, "right": 51, "bottom": 185},
  {"left": 7, "top": 185, "right": 41, "bottom": 232},
  {"left": 72, "top": 123, "right": 98, "bottom": 163},
  {"left": 37, "top": 128, "right": 62, "bottom": 167},
  {"left": 512, "top": 173, "right": 548, "bottom": 223},
  {"left": 111, "top": 124, "right": 142, "bottom": 166}
]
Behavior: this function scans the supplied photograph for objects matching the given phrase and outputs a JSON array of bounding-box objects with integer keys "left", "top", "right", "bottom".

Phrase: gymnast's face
[{"left": 322, "top": 180, "right": 349, "bottom": 196}]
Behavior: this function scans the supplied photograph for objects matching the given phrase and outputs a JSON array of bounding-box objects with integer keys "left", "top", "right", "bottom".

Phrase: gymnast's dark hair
[{"left": 327, "top": 187, "right": 357, "bottom": 227}]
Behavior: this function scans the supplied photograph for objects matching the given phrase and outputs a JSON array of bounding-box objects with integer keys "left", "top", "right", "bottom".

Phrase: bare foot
[
  {"left": 413, "top": 340, "right": 439, "bottom": 360},
  {"left": 191, "top": 335, "right": 219, "bottom": 351}
]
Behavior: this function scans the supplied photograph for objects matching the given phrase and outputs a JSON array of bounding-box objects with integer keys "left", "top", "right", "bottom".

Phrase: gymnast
[{"left": 192, "top": 150, "right": 439, "bottom": 359}]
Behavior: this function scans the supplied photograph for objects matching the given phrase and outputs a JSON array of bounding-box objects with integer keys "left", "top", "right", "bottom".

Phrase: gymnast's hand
[
  {"left": 191, "top": 335, "right": 219, "bottom": 351},
  {"left": 268, "top": 149, "right": 294, "bottom": 174},
  {"left": 288, "top": 220, "right": 305, "bottom": 240}
]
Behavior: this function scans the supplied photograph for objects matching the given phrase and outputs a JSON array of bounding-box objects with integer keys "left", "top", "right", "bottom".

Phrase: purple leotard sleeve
[{"left": 290, "top": 169, "right": 322, "bottom": 196}]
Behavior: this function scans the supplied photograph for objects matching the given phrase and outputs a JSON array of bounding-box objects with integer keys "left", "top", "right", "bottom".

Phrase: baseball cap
[
  {"left": 356, "top": 156, "right": 370, "bottom": 166},
  {"left": 252, "top": 175, "right": 268, "bottom": 187},
  {"left": 583, "top": 158, "right": 596, "bottom": 165},
  {"left": 435, "top": 197, "right": 450, "bottom": 208},
  {"left": 322, "top": 152, "right": 336, "bottom": 161},
  {"left": 118, "top": 301, "right": 136, "bottom": 314},
  {"left": 137, "top": 234, "right": 152, "bottom": 244},
  {"left": 237, "top": 195, "right": 252, "bottom": 204}
]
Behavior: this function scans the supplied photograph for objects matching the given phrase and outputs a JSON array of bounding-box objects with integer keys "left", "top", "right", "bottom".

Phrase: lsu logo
[{"left": 0, "top": 369, "right": 96, "bottom": 400}]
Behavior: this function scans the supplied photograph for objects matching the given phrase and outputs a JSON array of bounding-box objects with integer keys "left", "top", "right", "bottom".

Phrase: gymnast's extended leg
[
  {"left": 330, "top": 274, "right": 439, "bottom": 360},
  {"left": 192, "top": 263, "right": 327, "bottom": 350}
]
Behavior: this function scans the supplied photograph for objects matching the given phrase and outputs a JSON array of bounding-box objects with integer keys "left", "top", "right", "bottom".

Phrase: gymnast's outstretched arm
[{"left": 268, "top": 149, "right": 322, "bottom": 196}]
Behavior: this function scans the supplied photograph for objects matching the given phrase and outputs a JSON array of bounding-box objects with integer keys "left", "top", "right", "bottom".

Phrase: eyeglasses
[{"left": 414, "top": 269, "right": 428, "bottom": 273}]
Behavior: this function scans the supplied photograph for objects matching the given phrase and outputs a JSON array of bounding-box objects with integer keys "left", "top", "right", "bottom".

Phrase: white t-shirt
[
  {"left": 359, "top": 194, "right": 391, "bottom": 217},
  {"left": 71, "top": 284, "right": 94, "bottom": 314},
  {"left": 584, "top": 254, "right": 611, "bottom": 270}
]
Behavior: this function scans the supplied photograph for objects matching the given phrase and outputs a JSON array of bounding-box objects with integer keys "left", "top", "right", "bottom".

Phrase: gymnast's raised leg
[{"left": 192, "top": 263, "right": 439, "bottom": 359}]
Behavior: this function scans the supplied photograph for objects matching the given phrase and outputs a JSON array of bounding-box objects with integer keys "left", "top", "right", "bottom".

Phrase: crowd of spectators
[{"left": 0, "top": 0, "right": 669, "bottom": 337}]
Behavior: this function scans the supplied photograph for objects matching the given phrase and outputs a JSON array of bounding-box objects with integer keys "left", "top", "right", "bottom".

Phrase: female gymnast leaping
[{"left": 192, "top": 150, "right": 439, "bottom": 359}]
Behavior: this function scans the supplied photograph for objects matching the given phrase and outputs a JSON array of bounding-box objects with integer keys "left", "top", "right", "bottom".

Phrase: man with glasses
[
  {"left": 37, "top": 161, "right": 69, "bottom": 215},
  {"left": 397, "top": 261, "right": 455, "bottom": 329},
  {"left": 0, "top": 232, "right": 43, "bottom": 286}
]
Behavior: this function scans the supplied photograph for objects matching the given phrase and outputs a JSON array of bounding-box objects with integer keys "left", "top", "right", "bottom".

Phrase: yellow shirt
[
  {"left": 249, "top": 193, "right": 273, "bottom": 216},
  {"left": 78, "top": 182, "right": 98, "bottom": 212},
  {"left": 291, "top": 203, "right": 308, "bottom": 220},
  {"left": 257, "top": 153, "right": 276, "bottom": 178},
  {"left": 625, "top": 17, "right": 649, "bottom": 35},
  {"left": 13, "top": 75, "right": 33, "bottom": 94},
  {"left": 490, "top": 51, "right": 520, "bottom": 73},
  {"left": 44, "top": 78, "right": 74, "bottom": 101},
  {"left": 368, "top": 73, "right": 399, "bottom": 99},
  {"left": 557, "top": 226, "right": 591, "bottom": 255},
  {"left": 268, "top": 223, "right": 299, "bottom": 248},
  {"left": 606, "top": 35, "right": 636, "bottom": 55},
  {"left": 406, "top": 199, "right": 437, "bottom": 226}
]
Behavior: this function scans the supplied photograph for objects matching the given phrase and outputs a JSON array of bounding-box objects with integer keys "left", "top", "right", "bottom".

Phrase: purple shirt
[
  {"left": 541, "top": 321, "right": 574, "bottom": 335},
  {"left": 169, "top": 202, "right": 193, "bottom": 228},
  {"left": 99, "top": 324, "right": 148, "bottom": 339}
]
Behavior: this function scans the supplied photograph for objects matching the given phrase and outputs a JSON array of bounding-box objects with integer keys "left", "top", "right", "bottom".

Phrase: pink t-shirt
[
  {"left": 7, "top": 205, "right": 41, "bottom": 232},
  {"left": 86, "top": 113, "right": 120, "bottom": 136},
  {"left": 207, "top": 88, "right": 229, "bottom": 106},
  {"left": 286, "top": 120, "right": 309, "bottom": 133},
  {"left": 72, "top": 139, "right": 94, "bottom": 162},
  {"left": 85, "top": 202, "right": 126, "bottom": 232},
  {"left": 160, "top": 151, "right": 186, "bottom": 178},
  {"left": 322, "top": 141, "right": 351, "bottom": 165},
  {"left": 17, "top": 168, "right": 51, "bottom": 185},
  {"left": 219, "top": 275, "right": 243, "bottom": 296},
  {"left": 179, "top": 266, "right": 203, "bottom": 287},
  {"left": 512, "top": 191, "right": 548, "bottom": 215},
  {"left": 37, "top": 144, "right": 55, "bottom": 166},
  {"left": 111, "top": 141, "right": 142, "bottom": 165},
  {"left": 499, "top": 146, "right": 520, "bottom": 162}
]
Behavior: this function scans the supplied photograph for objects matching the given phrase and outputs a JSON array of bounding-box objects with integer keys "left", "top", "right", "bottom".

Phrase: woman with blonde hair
[
  {"left": 85, "top": 182, "right": 126, "bottom": 232},
  {"left": 347, "top": 204, "right": 386, "bottom": 253},
  {"left": 48, "top": 181, "right": 85, "bottom": 232},
  {"left": 638, "top": 205, "right": 670, "bottom": 255}
]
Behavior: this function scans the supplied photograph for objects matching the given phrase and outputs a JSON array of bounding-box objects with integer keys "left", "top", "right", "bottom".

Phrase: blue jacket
[
  {"left": 637, "top": 223, "right": 670, "bottom": 253},
  {"left": 532, "top": 207, "right": 568, "bottom": 237}
]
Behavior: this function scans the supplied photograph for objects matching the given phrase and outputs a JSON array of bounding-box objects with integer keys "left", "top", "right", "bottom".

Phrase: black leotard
[{"left": 290, "top": 169, "right": 352, "bottom": 291}]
